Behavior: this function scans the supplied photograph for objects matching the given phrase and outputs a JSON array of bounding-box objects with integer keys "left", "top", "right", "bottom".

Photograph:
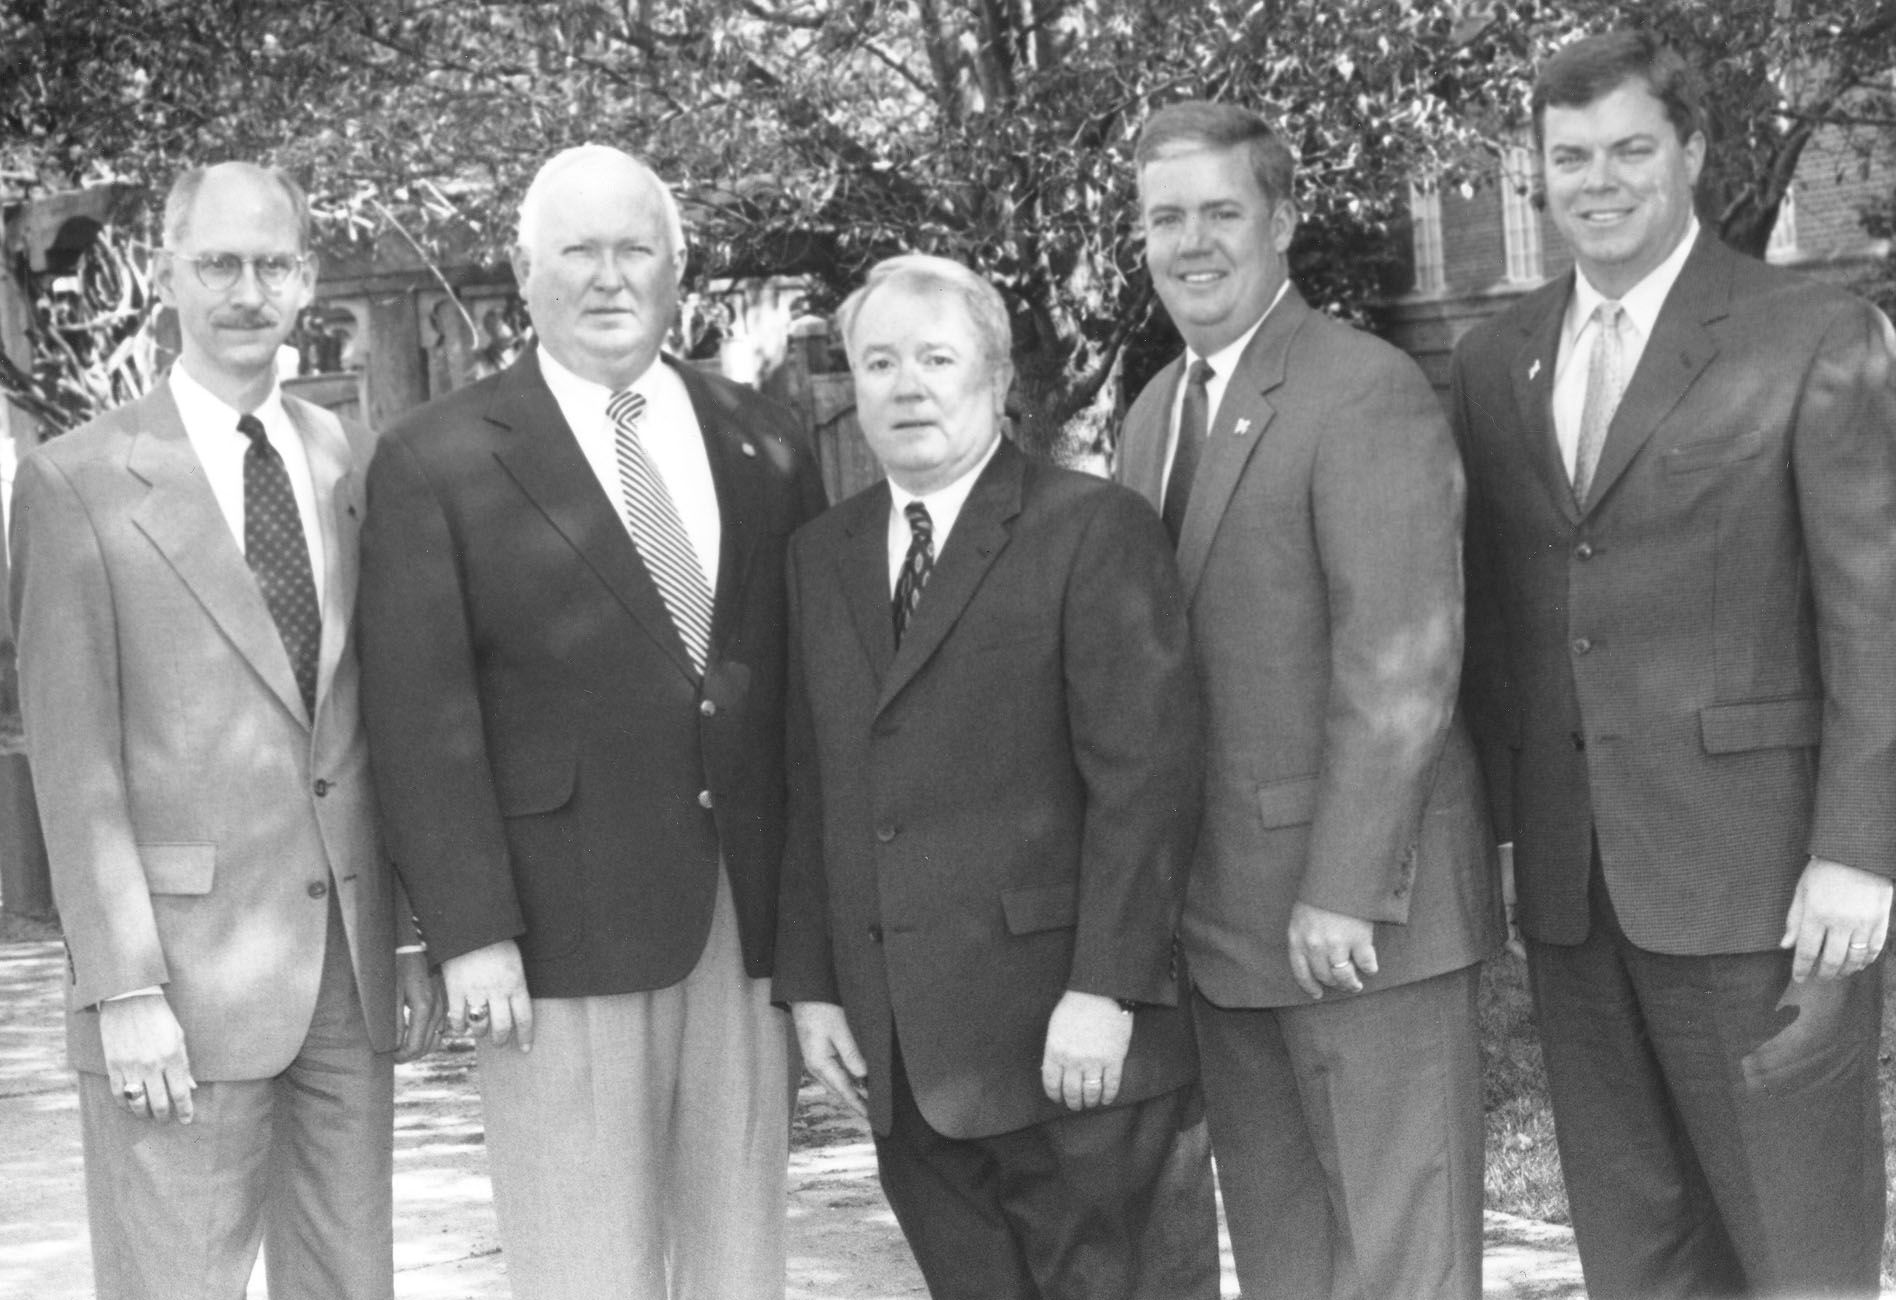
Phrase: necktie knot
[
  {"left": 238, "top": 412, "right": 270, "bottom": 451},
  {"left": 904, "top": 501, "right": 933, "bottom": 546},
  {"left": 1188, "top": 359, "right": 1215, "bottom": 389},
  {"left": 607, "top": 388, "right": 646, "bottom": 434}
]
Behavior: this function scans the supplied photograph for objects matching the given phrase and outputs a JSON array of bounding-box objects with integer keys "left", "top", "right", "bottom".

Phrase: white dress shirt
[
  {"left": 540, "top": 348, "right": 721, "bottom": 591},
  {"left": 886, "top": 438, "right": 1003, "bottom": 597},
  {"left": 1160, "top": 279, "right": 1290, "bottom": 499},
  {"left": 1552, "top": 217, "right": 1700, "bottom": 477},
  {"left": 170, "top": 361, "right": 325, "bottom": 584}
]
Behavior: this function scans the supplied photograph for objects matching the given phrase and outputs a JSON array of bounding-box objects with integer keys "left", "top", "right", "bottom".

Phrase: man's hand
[
  {"left": 394, "top": 951, "right": 445, "bottom": 1063},
  {"left": 99, "top": 992, "right": 196, "bottom": 1124},
  {"left": 1288, "top": 901, "right": 1379, "bottom": 999},
  {"left": 791, "top": 1002, "right": 868, "bottom": 1119},
  {"left": 442, "top": 940, "right": 533, "bottom": 1050},
  {"left": 1500, "top": 843, "right": 1527, "bottom": 960},
  {"left": 1780, "top": 857, "right": 1893, "bottom": 982},
  {"left": 1040, "top": 990, "right": 1133, "bottom": 1111}
]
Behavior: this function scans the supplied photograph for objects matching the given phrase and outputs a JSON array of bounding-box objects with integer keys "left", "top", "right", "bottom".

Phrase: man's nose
[{"left": 228, "top": 261, "right": 267, "bottom": 306}]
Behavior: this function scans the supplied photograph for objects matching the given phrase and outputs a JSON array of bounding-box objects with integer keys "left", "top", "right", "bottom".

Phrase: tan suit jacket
[
  {"left": 1118, "top": 290, "right": 1501, "bottom": 1007},
  {"left": 10, "top": 379, "right": 402, "bottom": 1079}
]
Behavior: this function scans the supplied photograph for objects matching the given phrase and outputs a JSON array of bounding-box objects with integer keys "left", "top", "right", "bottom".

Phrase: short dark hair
[
  {"left": 163, "top": 162, "right": 313, "bottom": 252},
  {"left": 1134, "top": 100, "right": 1296, "bottom": 209},
  {"left": 1531, "top": 30, "right": 1706, "bottom": 149}
]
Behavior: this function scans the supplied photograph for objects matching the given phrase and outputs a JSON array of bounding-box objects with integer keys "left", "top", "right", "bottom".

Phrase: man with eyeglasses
[{"left": 10, "top": 160, "right": 439, "bottom": 1299}]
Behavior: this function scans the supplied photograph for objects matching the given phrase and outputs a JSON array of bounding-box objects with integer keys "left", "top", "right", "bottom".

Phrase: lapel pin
[
  {"left": 1528, "top": 359, "right": 1542, "bottom": 382},
  {"left": 740, "top": 441, "right": 757, "bottom": 458},
  {"left": 1234, "top": 419, "right": 1252, "bottom": 436}
]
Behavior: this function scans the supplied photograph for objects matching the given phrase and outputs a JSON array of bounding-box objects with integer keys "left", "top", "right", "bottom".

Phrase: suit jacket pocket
[
  {"left": 1002, "top": 882, "right": 1078, "bottom": 935},
  {"left": 141, "top": 843, "right": 216, "bottom": 895},
  {"left": 493, "top": 754, "right": 577, "bottom": 816},
  {"left": 1255, "top": 776, "right": 1320, "bottom": 828},
  {"left": 1700, "top": 697, "right": 1822, "bottom": 753},
  {"left": 1664, "top": 429, "right": 1765, "bottom": 474}
]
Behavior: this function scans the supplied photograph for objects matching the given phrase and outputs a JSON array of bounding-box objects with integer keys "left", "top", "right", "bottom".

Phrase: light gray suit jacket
[
  {"left": 1117, "top": 290, "right": 1501, "bottom": 1007},
  {"left": 10, "top": 377, "right": 403, "bottom": 1079}
]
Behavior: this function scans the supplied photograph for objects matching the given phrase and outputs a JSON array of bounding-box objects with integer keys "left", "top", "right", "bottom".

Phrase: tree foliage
[{"left": 4, "top": 0, "right": 1895, "bottom": 450}]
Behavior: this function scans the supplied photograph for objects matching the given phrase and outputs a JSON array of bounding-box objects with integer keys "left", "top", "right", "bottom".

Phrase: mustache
[{"left": 215, "top": 309, "right": 279, "bottom": 329}]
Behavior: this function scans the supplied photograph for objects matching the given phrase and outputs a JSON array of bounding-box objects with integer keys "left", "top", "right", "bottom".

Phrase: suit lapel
[
  {"left": 1507, "top": 282, "right": 1576, "bottom": 523},
  {"left": 488, "top": 350, "right": 700, "bottom": 683},
  {"left": 1117, "top": 360, "right": 1179, "bottom": 507},
  {"left": 1581, "top": 233, "right": 1726, "bottom": 511},
  {"left": 128, "top": 382, "right": 309, "bottom": 724},
  {"left": 676, "top": 359, "right": 766, "bottom": 661},
  {"left": 876, "top": 442, "right": 1022, "bottom": 714},
  {"left": 287, "top": 396, "right": 357, "bottom": 715},
  {"left": 1173, "top": 294, "right": 1306, "bottom": 596},
  {"left": 836, "top": 483, "right": 896, "bottom": 686}
]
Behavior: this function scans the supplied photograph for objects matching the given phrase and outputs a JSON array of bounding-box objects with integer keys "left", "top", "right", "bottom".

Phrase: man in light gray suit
[
  {"left": 11, "top": 161, "right": 437, "bottom": 1300},
  {"left": 1116, "top": 101, "right": 1501, "bottom": 1300}
]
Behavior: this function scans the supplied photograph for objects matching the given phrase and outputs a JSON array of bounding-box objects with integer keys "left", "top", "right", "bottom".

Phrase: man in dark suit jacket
[
  {"left": 1453, "top": 32, "right": 1896, "bottom": 1299},
  {"left": 358, "top": 145, "right": 825, "bottom": 1300},
  {"left": 774, "top": 254, "right": 1216, "bottom": 1299},
  {"left": 12, "top": 161, "right": 436, "bottom": 1300},
  {"left": 1116, "top": 103, "right": 1501, "bottom": 1300}
]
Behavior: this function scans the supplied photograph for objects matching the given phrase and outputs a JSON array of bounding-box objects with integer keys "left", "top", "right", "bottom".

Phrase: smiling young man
[
  {"left": 1451, "top": 32, "right": 1896, "bottom": 1299},
  {"left": 357, "top": 145, "right": 826, "bottom": 1300},
  {"left": 774, "top": 254, "right": 1218, "bottom": 1299},
  {"left": 1116, "top": 103, "right": 1501, "bottom": 1300}
]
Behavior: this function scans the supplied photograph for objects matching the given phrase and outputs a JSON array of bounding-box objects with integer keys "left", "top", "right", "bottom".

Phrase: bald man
[{"left": 357, "top": 146, "right": 826, "bottom": 1299}]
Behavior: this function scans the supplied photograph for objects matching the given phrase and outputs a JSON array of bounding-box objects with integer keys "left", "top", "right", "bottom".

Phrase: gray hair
[
  {"left": 517, "top": 144, "right": 686, "bottom": 258},
  {"left": 163, "top": 162, "right": 312, "bottom": 251},
  {"left": 835, "top": 254, "right": 1015, "bottom": 378}
]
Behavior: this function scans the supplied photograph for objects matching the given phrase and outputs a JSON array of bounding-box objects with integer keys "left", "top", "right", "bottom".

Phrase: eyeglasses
[{"left": 169, "top": 252, "right": 307, "bottom": 293}]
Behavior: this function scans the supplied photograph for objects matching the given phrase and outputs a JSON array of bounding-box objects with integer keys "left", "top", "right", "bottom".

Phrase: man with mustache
[{"left": 10, "top": 160, "right": 439, "bottom": 1299}]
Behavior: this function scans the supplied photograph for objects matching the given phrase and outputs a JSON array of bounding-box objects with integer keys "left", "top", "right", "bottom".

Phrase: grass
[{"left": 1480, "top": 954, "right": 1896, "bottom": 1281}]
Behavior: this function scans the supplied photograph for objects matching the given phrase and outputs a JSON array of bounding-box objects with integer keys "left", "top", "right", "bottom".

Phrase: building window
[
  {"left": 1767, "top": 184, "right": 1798, "bottom": 261},
  {"left": 1410, "top": 181, "right": 1445, "bottom": 294},
  {"left": 1502, "top": 145, "right": 1543, "bottom": 284}
]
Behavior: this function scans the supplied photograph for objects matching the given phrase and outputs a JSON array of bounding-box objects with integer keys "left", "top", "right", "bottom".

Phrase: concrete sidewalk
[{"left": 0, "top": 937, "right": 1586, "bottom": 1298}]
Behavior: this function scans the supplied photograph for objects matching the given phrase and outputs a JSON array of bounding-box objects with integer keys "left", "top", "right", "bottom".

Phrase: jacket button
[
  {"left": 307, "top": 881, "right": 328, "bottom": 899},
  {"left": 313, "top": 778, "right": 329, "bottom": 796},
  {"left": 697, "top": 790, "right": 714, "bottom": 810},
  {"left": 1570, "top": 731, "right": 1587, "bottom": 751},
  {"left": 1571, "top": 637, "right": 1593, "bottom": 656},
  {"left": 876, "top": 825, "right": 897, "bottom": 843},
  {"left": 699, "top": 699, "right": 717, "bottom": 717},
  {"left": 867, "top": 925, "right": 884, "bottom": 943},
  {"left": 1574, "top": 542, "right": 1595, "bottom": 560}
]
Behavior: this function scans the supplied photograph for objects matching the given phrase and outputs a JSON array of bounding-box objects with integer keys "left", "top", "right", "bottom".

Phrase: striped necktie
[{"left": 606, "top": 388, "right": 715, "bottom": 672}]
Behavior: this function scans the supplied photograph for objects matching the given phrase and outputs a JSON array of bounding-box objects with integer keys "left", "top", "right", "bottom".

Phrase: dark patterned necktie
[
  {"left": 892, "top": 501, "right": 934, "bottom": 646},
  {"left": 1162, "top": 359, "right": 1214, "bottom": 543},
  {"left": 238, "top": 414, "right": 321, "bottom": 715},
  {"left": 605, "top": 388, "right": 715, "bottom": 672}
]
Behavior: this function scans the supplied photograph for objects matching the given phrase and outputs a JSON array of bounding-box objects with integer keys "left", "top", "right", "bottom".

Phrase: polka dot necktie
[
  {"left": 606, "top": 388, "right": 715, "bottom": 673},
  {"left": 892, "top": 501, "right": 934, "bottom": 647},
  {"left": 238, "top": 414, "right": 321, "bottom": 716}
]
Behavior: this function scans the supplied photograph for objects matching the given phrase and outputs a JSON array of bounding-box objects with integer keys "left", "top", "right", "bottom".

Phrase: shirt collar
[
  {"left": 1186, "top": 279, "right": 1290, "bottom": 377},
  {"left": 1568, "top": 216, "right": 1701, "bottom": 342},
  {"left": 169, "top": 359, "right": 289, "bottom": 441},
  {"left": 890, "top": 436, "right": 1002, "bottom": 525}
]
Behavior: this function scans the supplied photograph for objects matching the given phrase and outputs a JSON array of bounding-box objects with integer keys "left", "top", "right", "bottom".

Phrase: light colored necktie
[
  {"left": 1572, "top": 300, "right": 1627, "bottom": 506},
  {"left": 606, "top": 389, "right": 715, "bottom": 672},
  {"left": 238, "top": 414, "right": 321, "bottom": 714},
  {"left": 892, "top": 501, "right": 934, "bottom": 646}
]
